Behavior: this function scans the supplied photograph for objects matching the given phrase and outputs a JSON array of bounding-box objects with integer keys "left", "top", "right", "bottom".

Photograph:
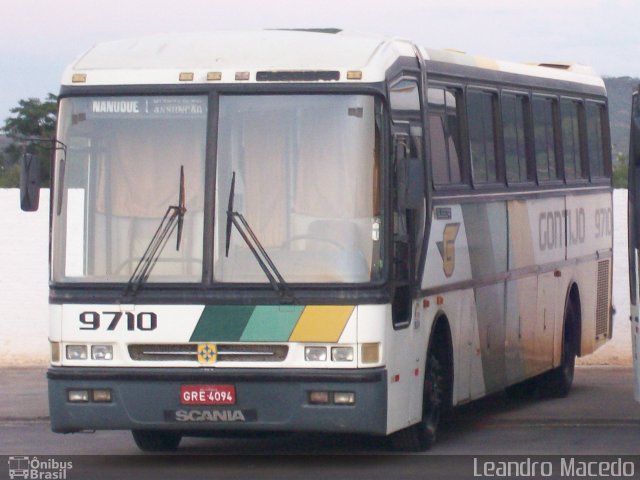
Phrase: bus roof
[{"left": 63, "top": 29, "right": 605, "bottom": 89}]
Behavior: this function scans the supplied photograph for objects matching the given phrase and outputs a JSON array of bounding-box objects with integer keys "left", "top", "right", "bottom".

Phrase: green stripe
[
  {"left": 240, "top": 305, "right": 304, "bottom": 342},
  {"left": 190, "top": 305, "right": 255, "bottom": 342}
]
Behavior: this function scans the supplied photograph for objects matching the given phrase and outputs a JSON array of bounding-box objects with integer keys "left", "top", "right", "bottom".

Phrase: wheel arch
[
  {"left": 427, "top": 312, "right": 454, "bottom": 410},
  {"left": 565, "top": 282, "right": 583, "bottom": 357}
]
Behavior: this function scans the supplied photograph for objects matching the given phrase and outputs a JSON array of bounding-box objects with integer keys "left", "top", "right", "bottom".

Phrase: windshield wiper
[
  {"left": 225, "top": 172, "right": 293, "bottom": 303},
  {"left": 125, "top": 166, "right": 186, "bottom": 296}
]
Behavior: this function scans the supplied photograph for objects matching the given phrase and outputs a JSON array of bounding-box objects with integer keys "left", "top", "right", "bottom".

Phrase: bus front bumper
[{"left": 47, "top": 367, "right": 388, "bottom": 435}]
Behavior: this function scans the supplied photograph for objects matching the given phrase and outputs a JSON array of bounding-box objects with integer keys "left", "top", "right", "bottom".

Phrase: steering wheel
[{"left": 282, "top": 235, "right": 348, "bottom": 252}]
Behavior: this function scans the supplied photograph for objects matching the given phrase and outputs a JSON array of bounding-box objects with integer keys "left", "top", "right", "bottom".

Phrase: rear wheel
[
  {"left": 538, "top": 301, "right": 577, "bottom": 398},
  {"left": 505, "top": 377, "right": 538, "bottom": 400},
  {"left": 132, "top": 430, "right": 182, "bottom": 452},
  {"left": 391, "top": 351, "right": 446, "bottom": 451}
]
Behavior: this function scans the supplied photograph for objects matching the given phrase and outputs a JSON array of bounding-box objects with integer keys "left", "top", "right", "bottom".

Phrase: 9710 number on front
[{"left": 79, "top": 311, "right": 157, "bottom": 331}]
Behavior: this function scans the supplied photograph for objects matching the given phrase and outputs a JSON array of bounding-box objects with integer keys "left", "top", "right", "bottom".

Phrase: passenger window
[
  {"left": 428, "top": 87, "right": 462, "bottom": 185},
  {"left": 561, "top": 99, "right": 584, "bottom": 181},
  {"left": 467, "top": 90, "right": 498, "bottom": 184},
  {"left": 502, "top": 93, "right": 530, "bottom": 183},
  {"left": 586, "top": 102, "right": 606, "bottom": 179},
  {"left": 533, "top": 96, "right": 560, "bottom": 182}
]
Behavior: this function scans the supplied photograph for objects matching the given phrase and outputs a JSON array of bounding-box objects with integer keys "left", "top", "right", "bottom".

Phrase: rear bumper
[{"left": 47, "top": 367, "right": 388, "bottom": 435}]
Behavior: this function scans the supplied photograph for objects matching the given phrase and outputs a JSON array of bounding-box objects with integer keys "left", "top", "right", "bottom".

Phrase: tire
[
  {"left": 391, "top": 352, "right": 446, "bottom": 451},
  {"left": 132, "top": 430, "right": 182, "bottom": 452},
  {"left": 538, "top": 301, "right": 577, "bottom": 398},
  {"left": 505, "top": 377, "right": 538, "bottom": 401}
]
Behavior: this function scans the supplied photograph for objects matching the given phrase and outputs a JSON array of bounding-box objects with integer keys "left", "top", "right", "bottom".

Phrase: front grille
[
  {"left": 595, "top": 259, "right": 610, "bottom": 337},
  {"left": 215, "top": 344, "right": 289, "bottom": 362},
  {"left": 129, "top": 344, "right": 197, "bottom": 362},
  {"left": 128, "top": 344, "right": 289, "bottom": 362}
]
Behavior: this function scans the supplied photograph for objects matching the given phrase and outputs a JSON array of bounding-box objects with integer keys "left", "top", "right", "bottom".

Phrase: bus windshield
[
  {"left": 52, "top": 94, "right": 382, "bottom": 285},
  {"left": 214, "top": 95, "right": 382, "bottom": 284},
  {"left": 52, "top": 95, "right": 208, "bottom": 283}
]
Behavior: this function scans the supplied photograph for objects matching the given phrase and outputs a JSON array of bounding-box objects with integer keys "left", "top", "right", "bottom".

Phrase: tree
[
  {"left": 612, "top": 152, "right": 629, "bottom": 189},
  {"left": 1, "top": 93, "right": 57, "bottom": 187}
]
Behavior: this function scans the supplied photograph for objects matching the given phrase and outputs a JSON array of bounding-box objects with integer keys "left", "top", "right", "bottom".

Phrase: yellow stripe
[{"left": 288, "top": 306, "right": 355, "bottom": 342}]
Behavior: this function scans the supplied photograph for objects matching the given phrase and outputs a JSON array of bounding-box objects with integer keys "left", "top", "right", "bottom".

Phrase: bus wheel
[
  {"left": 539, "top": 301, "right": 577, "bottom": 398},
  {"left": 391, "top": 351, "right": 445, "bottom": 451},
  {"left": 132, "top": 430, "right": 182, "bottom": 452}
]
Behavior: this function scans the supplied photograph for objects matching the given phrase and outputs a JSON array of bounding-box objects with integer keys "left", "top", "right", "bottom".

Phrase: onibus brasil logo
[{"left": 8, "top": 456, "right": 73, "bottom": 479}]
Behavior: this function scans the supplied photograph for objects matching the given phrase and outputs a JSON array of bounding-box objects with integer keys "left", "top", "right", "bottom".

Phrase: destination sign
[{"left": 83, "top": 96, "right": 207, "bottom": 118}]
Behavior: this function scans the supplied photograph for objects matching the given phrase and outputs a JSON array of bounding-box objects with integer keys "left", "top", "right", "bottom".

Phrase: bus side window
[
  {"left": 586, "top": 101, "right": 606, "bottom": 179},
  {"left": 560, "top": 98, "right": 585, "bottom": 181},
  {"left": 533, "top": 95, "right": 561, "bottom": 182},
  {"left": 467, "top": 89, "right": 498, "bottom": 184},
  {"left": 502, "top": 93, "right": 531, "bottom": 183},
  {"left": 428, "top": 87, "right": 462, "bottom": 185}
]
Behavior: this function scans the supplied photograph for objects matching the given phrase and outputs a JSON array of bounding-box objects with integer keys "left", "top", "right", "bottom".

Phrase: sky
[{"left": 1, "top": 0, "right": 638, "bottom": 123}]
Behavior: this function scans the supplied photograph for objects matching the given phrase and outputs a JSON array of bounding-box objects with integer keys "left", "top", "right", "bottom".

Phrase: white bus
[
  {"left": 22, "top": 30, "right": 613, "bottom": 451},
  {"left": 629, "top": 87, "right": 640, "bottom": 402}
]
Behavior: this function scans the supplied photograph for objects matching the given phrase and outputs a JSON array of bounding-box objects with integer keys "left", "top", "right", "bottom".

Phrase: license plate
[{"left": 180, "top": 384, "right": 236, "bottom": 405}]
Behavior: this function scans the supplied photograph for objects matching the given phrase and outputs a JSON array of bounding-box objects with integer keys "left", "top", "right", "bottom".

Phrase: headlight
[
  {"left": 91, "top": 345, "right": 113, "bottom": 361},
  {"left": 331, "top": 346, "right": 354, "bottom": 362},
  {"left": 66, "top": 345, "right": 88, "bottom": 360},
  {"left": 304, "top": 346, "right": 327, "bottom": 362},
  {"left": 333, "top": 392, "right": 356, "bottom": 405},
  {"left": 67, "top": 390, "right": 89, "bottom": 402}
]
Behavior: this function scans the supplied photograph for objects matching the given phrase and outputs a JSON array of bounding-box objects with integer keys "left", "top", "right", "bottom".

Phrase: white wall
[{"left": 0, "top": 189, "right": 631, "bottom": 366}]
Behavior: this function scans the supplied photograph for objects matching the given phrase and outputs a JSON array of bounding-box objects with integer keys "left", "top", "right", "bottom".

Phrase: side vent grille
[{"left": 595, "top": 260, "right": 610, "bottom": 337}]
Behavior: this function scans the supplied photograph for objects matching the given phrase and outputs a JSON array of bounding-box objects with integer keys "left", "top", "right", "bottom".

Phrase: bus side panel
[
  {"left": 449, "top": 288, "right": 483, "bottom": 405},
  {"left": 505, "top": 277, "right": 538, "bottom": 383},
  {"left": 378, "top": 301, "right": 427, "bottom": 434},
  {"left": 506, "top": 201, "right": 541, "bottom": 382},
  {"left": 566, "top": 192, "right": 613, "bottom": 355},
  {"left": 461, "top": 202, "right": 508, "bottom": 396},
  {"left": 423, "top": 206, "right": 486, "bottom": 406}
]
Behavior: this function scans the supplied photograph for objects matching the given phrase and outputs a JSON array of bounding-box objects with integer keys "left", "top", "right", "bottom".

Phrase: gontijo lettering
[{"left": 538, "top": 207, "right": 586, "bottom": 251}]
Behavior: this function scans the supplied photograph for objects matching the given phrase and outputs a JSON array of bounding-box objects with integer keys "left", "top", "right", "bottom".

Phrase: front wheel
[
  {"left": 132, "top": 430, "right": 182, "bottom": 452},
  {"left": 391, "top": 353, "right": 446, "bottom": 451}
]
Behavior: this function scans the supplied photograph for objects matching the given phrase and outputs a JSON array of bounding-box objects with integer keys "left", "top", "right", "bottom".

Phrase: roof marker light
[
  {"left": 179, "top": 72, "right": 194, "bottom": 82},
  {"left": 347, "top": 70, "right": 363, "bottom": 80},
  {"left": 207, "top": 72, "right": 222, "bottom": 81},
  {"left": 235, "top": 71, "right": 250, "bottom": 81},
  {"left": 72, "top": 73, "right": 87, "bottom": 83}
]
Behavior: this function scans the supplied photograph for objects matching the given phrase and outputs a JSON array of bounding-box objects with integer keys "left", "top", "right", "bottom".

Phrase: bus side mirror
[
  {"left": 397, "top": 157, "right": 424, "bottom": 211},
  {"left": 20, "top": 152, "right": 41, "bottom": 212}
]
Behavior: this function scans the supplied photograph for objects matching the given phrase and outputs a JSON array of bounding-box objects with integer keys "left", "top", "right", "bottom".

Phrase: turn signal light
[
  {"left": 309, "top": 391, "right": 330, "bottom": 404},
  {"left": 361, "top": 343, "right": 380, "bottom": 364}
]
